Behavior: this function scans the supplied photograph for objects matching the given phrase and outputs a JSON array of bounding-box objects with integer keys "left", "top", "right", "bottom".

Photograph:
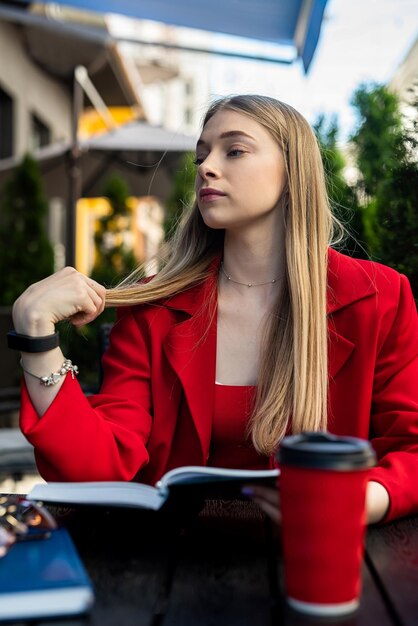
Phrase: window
[
  {"left": 0, "top": 86, "right": 13, "bottom": 159},
  {"left": 31, "top": 113, "right": 51, "bottom": 150}
]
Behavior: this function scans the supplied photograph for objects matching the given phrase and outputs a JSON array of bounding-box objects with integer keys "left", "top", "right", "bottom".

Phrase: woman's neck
[{"left": 222, "top": 228, "right": 285, "bottom": 288}]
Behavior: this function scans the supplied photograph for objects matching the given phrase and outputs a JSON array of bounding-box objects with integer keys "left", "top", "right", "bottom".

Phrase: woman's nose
[{"left": 198, "top": 156, "right": 219, "bottom": 179}]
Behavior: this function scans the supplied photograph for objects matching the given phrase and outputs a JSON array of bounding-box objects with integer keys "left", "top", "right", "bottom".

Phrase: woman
[{"left": 9, "top": 95, "right": 418, "bottom": 525}]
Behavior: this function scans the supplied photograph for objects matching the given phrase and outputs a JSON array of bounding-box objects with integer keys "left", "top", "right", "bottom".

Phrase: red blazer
[{"left": 20, "top": 249, "right": 418, "bottom": 522}]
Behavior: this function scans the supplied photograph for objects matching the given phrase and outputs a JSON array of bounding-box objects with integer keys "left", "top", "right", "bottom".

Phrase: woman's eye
[
  {"left": 193, "top": 156, "right": 204, "bottom": 166},
  {"left": 227, "top": 148, "right": 245, "bottom": 157}
]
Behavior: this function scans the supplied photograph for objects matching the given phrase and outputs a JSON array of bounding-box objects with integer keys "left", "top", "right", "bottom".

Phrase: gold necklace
[{"left": 220, "top": 262, "right": 280, "bottom": 288}]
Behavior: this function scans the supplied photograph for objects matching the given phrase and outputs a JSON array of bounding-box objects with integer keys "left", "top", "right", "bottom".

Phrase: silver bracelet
[{"left": 20, "top": 359, "right": 79, "bottom": 387}]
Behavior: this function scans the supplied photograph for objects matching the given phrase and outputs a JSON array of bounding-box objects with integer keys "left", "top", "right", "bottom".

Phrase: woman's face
[{"left": 195, "top": 109, "right": 287, "bottom": 232}]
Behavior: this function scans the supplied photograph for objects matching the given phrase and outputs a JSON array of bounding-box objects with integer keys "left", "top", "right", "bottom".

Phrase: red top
[{"left": 208, "top": 384, "right": 270, "bottom": 470}]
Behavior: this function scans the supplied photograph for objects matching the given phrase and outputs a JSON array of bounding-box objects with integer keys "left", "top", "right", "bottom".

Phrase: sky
[{"left": 208, "top": 0, "right": 418, "bottom": 142}]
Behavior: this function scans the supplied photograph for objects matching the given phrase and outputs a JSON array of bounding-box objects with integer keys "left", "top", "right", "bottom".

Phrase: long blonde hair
[{"left": 106, "top": 94, "right": 338, "bottom": 455}]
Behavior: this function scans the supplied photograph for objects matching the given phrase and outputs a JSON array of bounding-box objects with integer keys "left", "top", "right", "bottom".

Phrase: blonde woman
[{"left": 10, "top": 95, "right": 418, "bottom": 524}]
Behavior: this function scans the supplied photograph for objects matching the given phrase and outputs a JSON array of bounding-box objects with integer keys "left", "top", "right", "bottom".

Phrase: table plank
[
  {"left": 366, "top": 516, "right": 418, "bottom": 626},
  {"left": 163, "top": 499, "right": 274, "bottom": 626},
  {"left": 48, "top": 507, "right": 184, "bottom": 626}
]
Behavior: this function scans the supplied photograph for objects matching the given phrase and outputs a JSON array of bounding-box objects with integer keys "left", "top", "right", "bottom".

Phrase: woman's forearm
[
  {"left": 366, "top": 481, "right": 390, "bottom": 524},
  {"left": 245, "top": 480, "right": 390, "bottom": 526}
]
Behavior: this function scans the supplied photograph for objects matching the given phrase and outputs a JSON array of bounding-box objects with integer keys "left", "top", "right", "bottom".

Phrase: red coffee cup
[{"left": 277, "top": 432, "right": 376, "bottom": 616}]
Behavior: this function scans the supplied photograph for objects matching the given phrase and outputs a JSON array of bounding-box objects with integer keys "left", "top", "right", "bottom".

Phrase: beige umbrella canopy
[
  {"left": 0, "top": 120, "right": 196, "bottom": 264},
  {"left": 0, "top": 119, "right": 196, "bottom": 198}
]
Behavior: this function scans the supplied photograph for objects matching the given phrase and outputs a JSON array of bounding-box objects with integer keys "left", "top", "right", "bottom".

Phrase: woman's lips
[{"left": 199, "top": 188, "right": 226, "bottom": 202}]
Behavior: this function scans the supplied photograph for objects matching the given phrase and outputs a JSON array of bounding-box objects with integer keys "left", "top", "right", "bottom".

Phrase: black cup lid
[{"left": 276, "top": 432, "right": 376, "bottom": 470}]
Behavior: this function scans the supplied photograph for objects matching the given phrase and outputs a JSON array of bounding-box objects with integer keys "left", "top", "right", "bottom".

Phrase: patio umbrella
[{"left": 0, "top": 120, "right": 197, "bottom": 265}]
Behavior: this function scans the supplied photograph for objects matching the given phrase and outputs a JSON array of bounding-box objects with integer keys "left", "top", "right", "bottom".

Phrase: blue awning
[{"left": 16, "top": 0, "right": 328, "bottom": 72}]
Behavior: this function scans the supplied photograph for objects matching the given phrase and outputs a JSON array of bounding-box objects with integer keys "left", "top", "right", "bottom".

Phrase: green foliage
[
  {"left": 0, "top": 154, "right": 54, "bottom": 304},
  {"left": 375, "top": 163, "right": 418, "bottom": 280},
  {"left": 91, "top": 174, "right": 137, "bottom": 287},
  {"left": 350, "top": 85, "right": 405, "bottom": 197},
  {"left": 70, "top": 174, "right": 138, "bottom": 389},
  {"left": 313, "top": 115, "right": 367, "bottom": 258},
  {"left": 350, "top": 82, "right": 418, "bottom": 295},
  {"left": 164, "top": 152, "right": 196, "bottom": 240}
]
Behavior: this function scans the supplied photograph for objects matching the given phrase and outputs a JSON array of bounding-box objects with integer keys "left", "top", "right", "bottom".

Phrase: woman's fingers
[
  {"left": 13, "top": 267, "right": 107, "bottom": 333},
  {"left": 68, "top": 280, "right": 106, "bottom": 326},
  {"left": 242, "top": 485, "right": 281, "bottom": 525},
  {"left": 49, "top": 272, "right": 103, "bottom": 325}
]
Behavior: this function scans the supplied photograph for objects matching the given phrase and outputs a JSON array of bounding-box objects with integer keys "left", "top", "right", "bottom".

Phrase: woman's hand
[
  {"left": 242, "top": 485, "right": 281, "bottom": 525},
  {"left": 13, "top": 267, "right": 106, "bottom": 336},
  {"left": 243, "top": 481, "right": 390, "bottom": 526},
  {"left": 12, "top": 268, "right": 106, "bottom": 417}
]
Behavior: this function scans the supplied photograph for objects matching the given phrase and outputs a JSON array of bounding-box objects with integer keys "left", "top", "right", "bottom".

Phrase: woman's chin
[{"left": 199, "top": 212, "right": 227, "bottom": 230}]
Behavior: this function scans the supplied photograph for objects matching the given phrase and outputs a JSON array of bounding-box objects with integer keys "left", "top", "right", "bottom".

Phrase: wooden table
[{"left": 4, "top": 498, "right": 418, "bottom": 625}]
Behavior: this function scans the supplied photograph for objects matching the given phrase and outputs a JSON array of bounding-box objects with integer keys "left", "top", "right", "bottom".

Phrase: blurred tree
[
  {"left": 91, "top": 175, "right": 137, "bottom": 287},
  {"left": 164, "top": 152, "right": 196, "bottom": 240},
  {"left": 350, "top": 84, "right": 405, "bottom": 197},
  {"left": 65, "top": 174, "right": 138, "bottom": 390},
  {"left": 313, "top": 115, "right": 367, "bottom": 258},
  {"left": 0, "top": 154, "right": 54, "bottom": 304},
  {"left": 350, "top": 82, "right": 418, "bottom": 295}
]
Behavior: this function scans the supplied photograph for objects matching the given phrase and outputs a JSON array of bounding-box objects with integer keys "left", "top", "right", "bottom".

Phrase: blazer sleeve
[
  {"left": 19, "top": 306, "right": 153, "bottom": 482},
  {"left": 368, "top": 274, "right": 418, "bottom": 521}
]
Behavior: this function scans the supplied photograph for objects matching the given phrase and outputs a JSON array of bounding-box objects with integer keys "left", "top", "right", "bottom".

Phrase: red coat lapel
[
  {"left": 327, "top": 247, "right": 378, "bottom": 315},
  {"left": 327, "top": 248, "right": 378, "bottom": 379},
  {"left": 162, "top": 272, "right": 218, "bottom": 459}
]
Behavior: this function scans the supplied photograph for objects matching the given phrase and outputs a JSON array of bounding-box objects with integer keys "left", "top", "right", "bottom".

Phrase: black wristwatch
[{"left": 7, "top": 330, "right": 60, "bottom": 353}]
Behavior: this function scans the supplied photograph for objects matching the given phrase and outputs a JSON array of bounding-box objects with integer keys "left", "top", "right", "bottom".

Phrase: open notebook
[{"left": 28, "top": 465, "right": 280, "bottom": 510}]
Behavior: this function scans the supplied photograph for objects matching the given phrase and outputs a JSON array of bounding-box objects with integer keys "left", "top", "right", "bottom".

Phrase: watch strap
[{"left": 7, "top": 330, "right": 60, "bottom": 353}]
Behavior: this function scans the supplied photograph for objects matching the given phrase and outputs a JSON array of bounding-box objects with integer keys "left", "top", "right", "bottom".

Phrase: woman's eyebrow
[{"left": 196, "top": 130, "right": 256, "bottom": 148}]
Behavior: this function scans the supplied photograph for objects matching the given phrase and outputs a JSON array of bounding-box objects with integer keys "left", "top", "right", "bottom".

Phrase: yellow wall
[{"left": 75, "top": 196, "right": 142, "bottom": 275}]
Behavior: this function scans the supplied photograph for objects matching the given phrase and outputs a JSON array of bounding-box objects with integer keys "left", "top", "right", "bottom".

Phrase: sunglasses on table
[{"left": 0, "top": 495, "right": 57, "bottom": 558}]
